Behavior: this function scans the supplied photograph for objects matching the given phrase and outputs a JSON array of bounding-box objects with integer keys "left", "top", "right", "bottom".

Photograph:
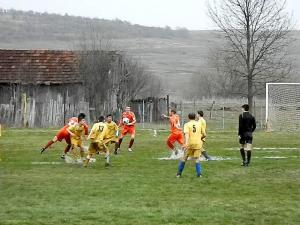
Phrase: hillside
[{"left": 0, "top": 9, "right": 300, "bottom": 99}]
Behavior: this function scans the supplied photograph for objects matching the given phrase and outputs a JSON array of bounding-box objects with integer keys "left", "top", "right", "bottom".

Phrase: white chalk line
[{"left": 226, "top": 147, "right": 300, "bottom": 151}]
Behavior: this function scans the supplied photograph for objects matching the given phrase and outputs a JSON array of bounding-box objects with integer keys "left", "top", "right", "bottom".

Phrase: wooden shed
[{"left": 0, "top": 49, "right": 89, "bottom": 127}]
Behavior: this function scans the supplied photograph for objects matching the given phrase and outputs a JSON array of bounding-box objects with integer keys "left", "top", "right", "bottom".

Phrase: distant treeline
[{"left": 0, "top": 8, "right": 190, "bottom": 42}]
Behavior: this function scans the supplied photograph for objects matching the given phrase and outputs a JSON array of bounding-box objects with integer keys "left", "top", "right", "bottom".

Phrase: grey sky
[{"left": 0, "top": 0, "right": 299, "bottom": 30}]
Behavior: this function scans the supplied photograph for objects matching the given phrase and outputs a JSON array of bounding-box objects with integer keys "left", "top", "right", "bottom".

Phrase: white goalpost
[{"left": 266, "top": 83, "right": 300, "bottom": 132}]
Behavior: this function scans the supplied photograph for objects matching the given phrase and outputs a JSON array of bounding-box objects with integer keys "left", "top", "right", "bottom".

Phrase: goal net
[{"left": 266, "top": 83, "right": 300, "bottom": 132}]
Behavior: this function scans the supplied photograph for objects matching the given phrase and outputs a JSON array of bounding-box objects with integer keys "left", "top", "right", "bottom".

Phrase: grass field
[{"left": 0, "top": 128, "right": 300, "bottom": 225}]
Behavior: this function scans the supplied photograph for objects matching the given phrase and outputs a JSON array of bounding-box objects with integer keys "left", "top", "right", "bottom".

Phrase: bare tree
[
  {"left": 208, "top": 0, "right": 293, "bottom": 111},
  {"left": 76, "top": 26, "right": 160, "bottom": 118}
]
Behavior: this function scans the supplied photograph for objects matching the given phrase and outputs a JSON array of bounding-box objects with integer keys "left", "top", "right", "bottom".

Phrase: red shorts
[
  {"left": 167, "top": 133, "right": 184, "bottom": 145},
  {"left": 56, "top": 130, "right": 71, "bottom": 145},
  {"left": 121, "top": 126, "right": 135, "bottom": 136}
]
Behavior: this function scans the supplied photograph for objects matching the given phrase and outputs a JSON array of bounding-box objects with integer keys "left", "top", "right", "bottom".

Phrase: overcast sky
[{"left": 0, "top": 0, "right": 299, "bottom": 30}]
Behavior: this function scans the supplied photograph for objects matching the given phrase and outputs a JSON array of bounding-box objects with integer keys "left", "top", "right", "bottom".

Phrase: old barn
[{"left": 0, "top": 49, "right": 89, "bottom": 127}]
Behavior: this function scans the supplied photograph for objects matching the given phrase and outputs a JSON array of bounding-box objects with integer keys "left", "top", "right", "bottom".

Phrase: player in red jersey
[
  {"left": 40, "top": 113, "right": 88, "bottom": 159},
  {"left": 116, "top": 106, "right": 136, "bottom": 153},
  {"left": 162, "top": 109, "right": 184, "bottom": 158}
]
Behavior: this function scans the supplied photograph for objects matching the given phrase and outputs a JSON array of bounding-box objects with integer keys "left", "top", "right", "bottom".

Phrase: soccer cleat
[
  {"left": 128, "top": 148, "right": 133, "bottom": 152},
  {"left": 174, "top": 149, "right": 178, "bottom": 155},
  {"left": 60, "top": 154, "right": 65, "bottom": 160},
  {"left": 40, "top": 148, "right": 46, "bottom": 154},
  {"left": 114, "top": 149, "right": 118, "bottom": 155},
  {"left": 105, "top": 162, "right": 110, "bottom": 168},
  {"left": 241, "top": 161, "right": 246, "bottom": 166},
  {"left": 176, "top": 173, "right": 181, "bottom": 178},
  {"left": 197, "top": 174, "right": 202, "bottom": 178}
]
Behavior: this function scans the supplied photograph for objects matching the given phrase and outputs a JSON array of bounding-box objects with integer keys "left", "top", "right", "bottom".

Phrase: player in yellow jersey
[
  {"left": 197, "top": 110, "right": 211, "bottom": 160},
  {"left": 103, "top": 114, "right": 119, "bottom": 155},
  {"left": 84, "top": 116, "right": 110, "bottom": 167},
  {"left": 67, "top": 117, "right": 86, "bottom": 162},
  {"left": 176, "top": 113, "right": 206, "bottom": 178}
]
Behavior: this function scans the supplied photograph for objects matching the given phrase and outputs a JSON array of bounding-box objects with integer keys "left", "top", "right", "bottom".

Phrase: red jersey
[
  {"left": 121, "top": 111, "right": 136, "bottom": 127},
  {"left": 169, "top": 114, "right": 182, "bottom": 135}
]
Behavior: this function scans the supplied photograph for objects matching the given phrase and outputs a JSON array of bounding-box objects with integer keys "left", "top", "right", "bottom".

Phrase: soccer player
[
  {"left": 162, "top": 109, "right": 184, "bottom": 158},
  {"left": 103, "top": 114, "right": 119, "bottom": 155},
  {"left": 84, "top": 116, "right": 110, "bottom": 167},
  {"left": 40, "top": 113, "right": 88, "bottom": 159},
  {"left": 197, "top": 110, "right": 211, "bottom": 160},
  {"left": 176, "top": 113, "right": 206, "bottom": 178},
  {"left": 238, "top": 104, "right": 256, "bottom": 166},
  {"left": 117, "top": 106, "right": 136, "bottom": 152},
  {"left": 67, "top": 116, "right": 86, "bottom": 162}
]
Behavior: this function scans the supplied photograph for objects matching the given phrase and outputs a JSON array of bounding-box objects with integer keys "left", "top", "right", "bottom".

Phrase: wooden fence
[{"left": 0, "top": 86, "right": 90, "bottom": 128}]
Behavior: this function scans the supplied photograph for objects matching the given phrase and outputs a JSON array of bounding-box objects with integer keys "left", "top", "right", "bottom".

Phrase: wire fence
[{"left": 138, "top": 98, "right": 266, "bottom": 132}]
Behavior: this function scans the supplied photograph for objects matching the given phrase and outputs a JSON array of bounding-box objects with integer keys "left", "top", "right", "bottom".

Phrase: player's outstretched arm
[{"left": 161, "top": 114, "right": 170, "bottom": 119}]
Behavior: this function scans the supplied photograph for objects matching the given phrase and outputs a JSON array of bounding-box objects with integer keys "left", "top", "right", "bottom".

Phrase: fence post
[
  {"left": 166, "top": 94, "right": 170, "bottom": 116},
  {"left": 142, "top": 99, "right": 145, "bottom": 129},
  {"left": 222, "top": 102, "right": 225, "bottom": 130}
]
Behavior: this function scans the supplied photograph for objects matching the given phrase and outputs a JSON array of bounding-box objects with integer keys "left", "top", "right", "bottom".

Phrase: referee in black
[{"left": 238, "top": 104, "right": 256, "bottom": 166}]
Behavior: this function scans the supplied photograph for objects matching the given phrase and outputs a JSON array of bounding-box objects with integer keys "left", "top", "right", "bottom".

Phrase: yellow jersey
[
  {"left": 105, "top": 121, "right": 118, "bottom": 139},
  {"left": 183, "top": 120, "right": 205, "bottom": 149},
  {"left": 199, "top": 117, "right": 206, "bottom": 134},
  {"left": 88, "top": 122, "right": 108, "bottom": 143},
  {"left": 68, "top": 123, "right": 85, "bottom": 140}
]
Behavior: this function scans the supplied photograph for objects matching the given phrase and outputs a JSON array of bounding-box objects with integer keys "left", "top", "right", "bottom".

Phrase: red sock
[
  {"left": 64, "top": 145, "right": 71, "bottom": 154},
  {"left": 129, "top": 139, "right": 134, "bottom": 148},
  {"left": 167, "top": 140, "right": 174, "bottom": 150},
  {"left": 115, "top": 142, "right": 119, "bottom": 151},
  {"left": 44, "top": 140, "right": 54, "bottom": 149},
  {"left": 118, "top": 138, "right": 123, "bottom": 148}
]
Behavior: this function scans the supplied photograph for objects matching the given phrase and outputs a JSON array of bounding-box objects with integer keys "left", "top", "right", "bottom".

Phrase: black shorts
[{"left": 239, "top": 136, "right": 253, "bottom": 145}]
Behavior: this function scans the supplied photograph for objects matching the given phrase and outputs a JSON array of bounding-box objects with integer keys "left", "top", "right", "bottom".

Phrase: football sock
[
  {"left": 129, "top": 138, "right": 135, "bottom": 148},
  {"left": 44, "top": 140, "right": 54, "bottom": 149},
  {"left": 64, "top": 145, "right": 71, "bottom": 154},
  {"left": 80, "top": 150, "right": 85, "bottom": 158},
  {"left": 105, "top": 156, "right": 110, "bottom": 164},
  {"left": 247, "top": 151, "right": 251, "bottom": 164},
  {"left": 195, "top": 162, "right": 202, "bottom": 176},
  {"left": 177, "top": 161, "right": 185, "bottom": 175},
  {"left": 202, "top": 151, "right": 210, "bottom": 159},
  {"left": 240, "top": 148, "right": 246, "bottom": 162},
  {"left": 118, "top": 138, "right": 123, "bottom": 148},
  {"left": 114, "top": 142, "right": 119, "bottom": 151}
]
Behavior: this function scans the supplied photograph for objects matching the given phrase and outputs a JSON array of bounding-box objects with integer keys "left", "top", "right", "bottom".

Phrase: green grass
[{"left": 0, "top": 128, "right": 300, "bottom": 225}]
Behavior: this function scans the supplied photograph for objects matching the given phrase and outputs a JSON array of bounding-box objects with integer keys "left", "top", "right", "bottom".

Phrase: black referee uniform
[{"left": 238, "top": 110, "right": 256, "bottom": 166}]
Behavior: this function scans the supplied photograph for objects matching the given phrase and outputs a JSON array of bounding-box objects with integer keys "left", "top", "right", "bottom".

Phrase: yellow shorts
[
  {"left": 71, "top": 138, "right": 82, "bottom": 148},
  {"left": 88, "top": 142, "right": 108, "bottom": 155},
  {"left": 103, "top": 137, "right": 118, "bottom": 145},
  {"left": 185, "top": 148, "right": 201, "bottom": 158}
]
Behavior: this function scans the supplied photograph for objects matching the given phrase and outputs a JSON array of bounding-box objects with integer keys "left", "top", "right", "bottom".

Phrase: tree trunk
[{"left": 247, "top": 78, "right": 253, "bottom": 113}]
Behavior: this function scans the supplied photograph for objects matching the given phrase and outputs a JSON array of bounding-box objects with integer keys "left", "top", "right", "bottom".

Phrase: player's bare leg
[
  {"left": 104, "top": 145, "right": 110, "bottom": 167},
  {"left": 41, "top": 136, "right": 58, "bottom": 153},
  {"left": 114, "top": 141, "right": 119, "bottom": 155},
  {"left": 166, "top": 138, "right": 179, "bottom": 158},
  {"left": 84, "top": 153, "right": 93, "bottom": 167},
  {"left": 60, "top": 144, "right": 71, "bottom": 159},
  {"left": 128, "top": 133, "right": 135, "bottom": 152},
  {"left": 117, "top": 135, "right": 124, "bottom": 152}
]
